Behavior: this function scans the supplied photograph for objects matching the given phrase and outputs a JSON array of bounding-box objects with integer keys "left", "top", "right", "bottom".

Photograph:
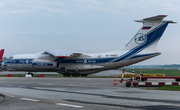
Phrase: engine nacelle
[{"left": 32, "top": 59, "right": 57, "bottom": 69}]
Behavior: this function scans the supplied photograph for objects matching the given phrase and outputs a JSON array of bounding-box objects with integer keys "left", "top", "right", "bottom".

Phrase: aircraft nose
[
  {"left": 1, "top": 61, "right": 7, "bottom": 70},
  {"left": 1, "top": 61, "right": 4, "bottom": 66}
]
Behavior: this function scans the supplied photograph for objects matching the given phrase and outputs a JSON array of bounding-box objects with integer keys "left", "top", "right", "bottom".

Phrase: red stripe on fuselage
[
  {"left": 57, "top": 56, "right": 68, "bottom": 58},
  {"left": 142, "top": 28, "right": 151, "bottom": 30}
]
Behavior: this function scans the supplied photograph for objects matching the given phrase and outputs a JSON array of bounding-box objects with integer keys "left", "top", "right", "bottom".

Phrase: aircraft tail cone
[{"left": 114, "top": 76, "right": 118, "bottom": 85}]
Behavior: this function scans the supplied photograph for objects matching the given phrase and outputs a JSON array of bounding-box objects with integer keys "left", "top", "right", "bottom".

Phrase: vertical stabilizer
[
  {"left": 124, "top": 15, "right": 175, "bottom": 50},
  {"left": 0, "top": 49, "right": 4, "bottom": 62}
]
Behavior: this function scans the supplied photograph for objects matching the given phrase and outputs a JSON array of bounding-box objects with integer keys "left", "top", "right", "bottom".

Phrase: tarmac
[
  {"left": 0, "top": 94, "right": 5, "bottom": 102},
  {"left": 0, "top": 77, "right": 180, "bottom": 110},
  {"left": 0, "top": 70, "right": 131, "bottom": 76}
]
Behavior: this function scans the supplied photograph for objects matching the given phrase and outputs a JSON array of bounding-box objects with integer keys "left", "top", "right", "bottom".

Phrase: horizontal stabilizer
[
  {"left": 143, "top": 15, "right": 167, "bottom": 21},
  {"left": 135, "top": 15, "right": 176, "bottom": 23}
]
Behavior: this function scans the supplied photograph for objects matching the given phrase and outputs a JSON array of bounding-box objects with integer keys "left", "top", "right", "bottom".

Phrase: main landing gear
[
  {"left": 63, "top": 73, "right": 71, "bottom": 77},
  {"left": 63, "top": 73, "right": 88, "bottom": 77},
  {"left": 80, "top": 74, "right": 88, "bottom": 77}
]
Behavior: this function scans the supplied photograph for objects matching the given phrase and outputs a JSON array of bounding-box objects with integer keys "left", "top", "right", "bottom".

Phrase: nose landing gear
[{"left": 27, "top": 72, "right": 34, "bottom": 77}]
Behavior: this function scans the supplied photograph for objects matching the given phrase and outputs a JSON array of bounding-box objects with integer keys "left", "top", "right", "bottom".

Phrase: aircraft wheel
[
  {"left": 81, "top": 74, "right": 88, "bottom": 77},
  {"left": 126, "top": 82, "right": 131, "bottom": 87},
  {"left": 72, "top": 73, "right": 80, "bottom": 77},
  {"left": 63, "top": 73, "right": 70, "bottom": 77}
]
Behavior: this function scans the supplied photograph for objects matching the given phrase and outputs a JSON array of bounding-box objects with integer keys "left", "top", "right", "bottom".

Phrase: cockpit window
[{"left": 9, "top": 56, "right": 13, "bottom": 60}]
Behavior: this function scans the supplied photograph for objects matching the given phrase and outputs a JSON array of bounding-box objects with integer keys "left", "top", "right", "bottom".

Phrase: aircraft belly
[
  {"left": 5, "top": 64, "right": 23, "bottom": 71},
  {"left": 114, "top": 53, "right": 160, "bottom": 68},
  {"left": 5, "top": 63, "right": 39, "bottom": 71},
  {"left": 58, "top": 63, "right": 104, "bottom": 70}
]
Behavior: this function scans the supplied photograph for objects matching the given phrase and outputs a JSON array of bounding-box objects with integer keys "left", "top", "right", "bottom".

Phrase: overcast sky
[{"left": 0, "top": 0, "right": 179, "bottom": 65}]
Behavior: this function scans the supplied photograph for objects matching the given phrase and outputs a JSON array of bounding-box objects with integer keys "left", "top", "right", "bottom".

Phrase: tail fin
[
  {"left": 0, "top": 49, "right": 4, "bottom": 62},
  {"left": 125, "top": 15, "right": 175, "bottom": 50}
]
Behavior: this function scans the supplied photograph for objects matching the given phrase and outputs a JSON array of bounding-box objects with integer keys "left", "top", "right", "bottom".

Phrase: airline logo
[
  {"left": 142, "top": 26, "right": 151, "bottom": 30},
  {"left": 84, "top": 59, "right": 87, "bottom": 63},
  {"left": 134, "top": 33, "right": 147, "bottom": 44}
]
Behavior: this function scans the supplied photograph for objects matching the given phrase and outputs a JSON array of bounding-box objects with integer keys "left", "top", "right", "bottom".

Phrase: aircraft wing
[
  {"left": 44, "top": 50, "right": 91, "bottom": 62},
  {"left": 45, "top": 50, "right": 75, "bottom": 57}
]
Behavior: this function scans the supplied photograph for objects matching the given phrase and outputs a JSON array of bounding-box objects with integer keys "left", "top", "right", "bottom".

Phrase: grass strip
[
  {"left": 120, "top": 68, "right": 180, "bottom": 76},
  {"left": 155, "top": 85, "right": 180, "bottom": 91}
]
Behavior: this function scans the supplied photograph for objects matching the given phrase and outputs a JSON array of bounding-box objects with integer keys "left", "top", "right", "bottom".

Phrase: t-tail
[
  {"left": 124, "top": 15, "right": 175, "bottom": 52},
  {"left": 0, "top": 49, "right": 4, "bottom": 62},
  {"left": 107, "top": 15, "right": 176, "bottom": 65}
]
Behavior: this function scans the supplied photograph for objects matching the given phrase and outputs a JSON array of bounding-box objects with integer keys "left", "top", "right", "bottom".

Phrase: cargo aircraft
[{"left": 2, "top": 15, "right": 175, "bottom": 77}]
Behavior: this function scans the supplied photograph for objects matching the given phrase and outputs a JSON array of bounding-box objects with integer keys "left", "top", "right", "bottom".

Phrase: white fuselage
[{"left": 2, "top": 48, "right": 160, "bottom": 75}]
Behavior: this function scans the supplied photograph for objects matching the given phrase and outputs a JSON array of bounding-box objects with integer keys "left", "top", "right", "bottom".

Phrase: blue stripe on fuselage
[
  {"left": 110, "top": 22, "right": 169, "bottom": 63},
  {"left": 58, "top": 57, "right": 115, "bottom": 64},
  {"left": 3, "top": 59, "right": 33, "bottom": 64},
  {"left": 130, "top": 53, "right": 160, "bottom": 60},
  {"left": 58, "top": 53, "right": 159, "bottom": 64},
  {"left": 3, "top": 53, "right": 158, "bottom": 65},
  {"left": 33, "top": 62, "right": 53, "bottom": 66}
]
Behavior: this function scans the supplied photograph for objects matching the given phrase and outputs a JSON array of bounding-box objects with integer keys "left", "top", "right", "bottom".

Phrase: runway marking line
[
  {"left": 33, "top": 87, "right": 44, "bottom": 89},
  {"left": 56, "top": 103, "right": 84, "bottom": 108},
  {"left": 18, "top": 86, "right": 26, "bottom": 88},
  {"left": 5, "top": 94, "right": 15, "bottom": 97},
  {"left": 6, "top": 85, "right": 12, "bottom": 86},
  {"left": 20, "top": 98, "right": 40, "bottom": 102},
  {"left": 7, "top": 95, "right": 15, "bottom": 97}
]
